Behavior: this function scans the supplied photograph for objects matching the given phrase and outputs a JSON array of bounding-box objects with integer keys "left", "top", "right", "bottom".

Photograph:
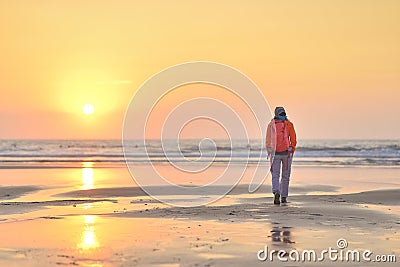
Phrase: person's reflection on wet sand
[{"left": 269, "top": 226, "right": 295, "bottom": 244}]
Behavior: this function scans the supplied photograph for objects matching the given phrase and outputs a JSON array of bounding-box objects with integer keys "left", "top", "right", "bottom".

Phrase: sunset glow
[
  {"left": 1, "top": 2, "right": 399, "bottom": 267},
  {"left": 0, "top": 1, "right": 399, "bottom": 140},
  {"left": 82, "top": 104, "right": 95, "bottom": 115}
]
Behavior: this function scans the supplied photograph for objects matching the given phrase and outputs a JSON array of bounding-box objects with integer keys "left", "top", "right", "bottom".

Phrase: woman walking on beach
[{"left": 266, "top": 107, "right": 297, "bottom": 205}]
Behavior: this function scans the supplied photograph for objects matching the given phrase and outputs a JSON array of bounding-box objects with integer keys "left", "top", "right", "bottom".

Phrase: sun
[{"left": 82, "top": 104, "right": 95, "bottom": 115}]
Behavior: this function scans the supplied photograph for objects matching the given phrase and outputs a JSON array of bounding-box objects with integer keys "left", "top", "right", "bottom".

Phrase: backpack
[{"left": 274, "top": 119, "right": 289, "bottom": 152}]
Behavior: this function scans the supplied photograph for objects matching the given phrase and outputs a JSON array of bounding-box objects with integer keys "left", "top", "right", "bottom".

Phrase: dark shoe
[
  {"left": 281, "top": 197, "right": 287, "bottom": 203},
  {"left": 274, "top": 193, "right": 280, "bottom": 205}
]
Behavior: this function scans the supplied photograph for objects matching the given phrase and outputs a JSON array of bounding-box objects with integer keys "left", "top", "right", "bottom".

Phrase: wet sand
[
  {"left": 0, "top": 165, "right": 399, "bottom": 266},
  {"left": 0, "top": 184, "right": 399, "bottom": 266},
  {"left": 0, "top": 185, "right": 40, "bottom": 200}
]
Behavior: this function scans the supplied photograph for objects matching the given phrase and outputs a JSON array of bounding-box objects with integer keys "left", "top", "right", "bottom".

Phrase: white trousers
[{"left": 271, "top": 153, "right": 293, "bottom": 198}]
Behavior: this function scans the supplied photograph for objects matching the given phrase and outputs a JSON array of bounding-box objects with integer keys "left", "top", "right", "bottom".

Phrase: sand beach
[{"left": 0, "top": 163, "right": 399, "bottom": 267}]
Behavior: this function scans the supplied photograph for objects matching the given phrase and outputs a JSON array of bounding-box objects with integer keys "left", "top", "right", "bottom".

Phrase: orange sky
[{"left": 0, "top": 1, "right": 399, "bottom": 139}]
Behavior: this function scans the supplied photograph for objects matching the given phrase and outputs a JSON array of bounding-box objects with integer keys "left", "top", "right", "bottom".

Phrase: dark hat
[{"left": 274, "top": 106, "right": 286, "bottom": 116}]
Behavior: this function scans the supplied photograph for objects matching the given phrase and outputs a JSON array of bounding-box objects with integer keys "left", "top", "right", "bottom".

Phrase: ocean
[{"left": 0, "top": 139, "right": 398, "bottom": 167}]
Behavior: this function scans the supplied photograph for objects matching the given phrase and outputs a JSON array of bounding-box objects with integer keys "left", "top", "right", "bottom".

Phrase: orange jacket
[{"left": 266, "top": 119, "right": 297, "bottom": 153}]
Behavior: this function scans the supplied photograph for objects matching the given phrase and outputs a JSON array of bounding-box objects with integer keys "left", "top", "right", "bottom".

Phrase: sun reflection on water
[
  {"left": 77, "top": 215, "right": 99, "bottom": 250},
  {"left": 82, "top": 162, "right": 94, "bottom": 190}
]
